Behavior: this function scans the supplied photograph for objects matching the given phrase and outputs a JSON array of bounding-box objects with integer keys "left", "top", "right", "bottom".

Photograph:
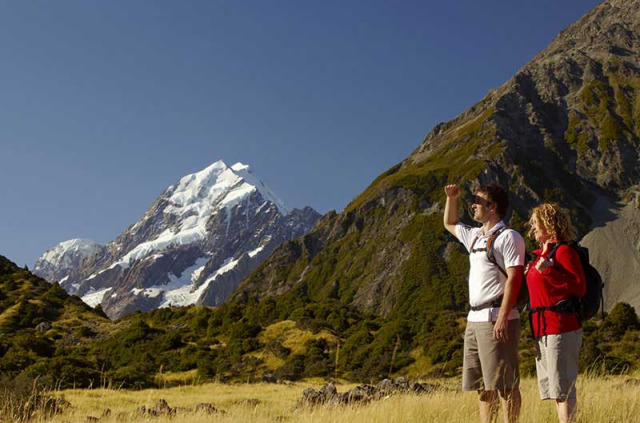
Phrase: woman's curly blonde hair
[{"left": 528, "top": 203, "right": 577, "bottom": 242}]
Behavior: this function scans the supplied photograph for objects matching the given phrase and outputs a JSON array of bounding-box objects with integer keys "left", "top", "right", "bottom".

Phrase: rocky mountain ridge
[
  {"left": 34, "top": 161, "right": 320, "bottom": 319},
  {"left": 233, "top": 0, "right": 640, "bottom": 316}
]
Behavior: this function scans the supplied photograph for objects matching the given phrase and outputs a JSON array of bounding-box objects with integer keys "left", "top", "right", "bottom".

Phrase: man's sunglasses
[
  {"left": 467, "top": 197, "right": 493, "bottom": 212},
  {"left": 473, "top": 197, "right": 493, "bottom": 207}
]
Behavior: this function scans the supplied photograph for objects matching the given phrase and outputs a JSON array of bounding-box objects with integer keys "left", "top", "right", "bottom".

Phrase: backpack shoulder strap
[
  {"left": 487, "top": 227, "right": 508, "bottom": 277},
  {"left": 547, "top": 241, "right": 568, "bottom": 260},
  {"left": 470, "top": 236, "right": 479, "bottom": 252}
]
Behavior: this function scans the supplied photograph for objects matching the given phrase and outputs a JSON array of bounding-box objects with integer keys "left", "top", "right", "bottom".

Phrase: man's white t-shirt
[{"left": 455, "top": 220, "right": 525, "bottom": 322}]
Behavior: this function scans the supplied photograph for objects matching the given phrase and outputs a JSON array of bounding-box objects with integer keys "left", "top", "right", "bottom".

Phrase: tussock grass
[
  {"left": 0, "top": 376, "right": 67, "bottom": 422},
  {"left": 21, "top": 374, "right": 640, "bottom": 423}
]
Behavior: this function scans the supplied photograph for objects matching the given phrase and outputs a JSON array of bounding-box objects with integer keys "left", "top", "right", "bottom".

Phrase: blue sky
[{"left": 1, "top": 0, "right": 601, "bottom": 268}]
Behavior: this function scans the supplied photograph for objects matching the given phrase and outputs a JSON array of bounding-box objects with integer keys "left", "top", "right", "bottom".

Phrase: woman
[{"left": 527, "top": 203, "right": 586, "bottom": 423}]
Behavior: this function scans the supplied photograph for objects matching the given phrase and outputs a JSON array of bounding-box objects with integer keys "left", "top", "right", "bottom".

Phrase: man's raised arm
[{"left": 443, "top": 184, "right": 461, "bottom": 236}]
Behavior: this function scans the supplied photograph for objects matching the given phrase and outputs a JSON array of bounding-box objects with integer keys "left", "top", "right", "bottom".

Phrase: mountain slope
[
  {"left": 234, "top": 0, "right": 640, "bottom": 317},
  {"left": 35, "top": 160, "right": 320, "bottom": 319},
  {"left": 0, "top": 254, "right": 111, "bottom": 384}
]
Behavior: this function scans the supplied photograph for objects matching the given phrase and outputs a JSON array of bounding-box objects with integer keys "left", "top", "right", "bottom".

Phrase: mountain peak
[
  {"left": 537, "top": 0, "right": 640, "bottom": 59},
  {"left": 37, "top": 158, "right": 319, "bottom": 318},
  {"left": 231, "top": 162, "right": 249, "bottom": 172},
  {"left": 33, "top": 238, "right": 104, "bottom": 282},
  {"left": 166, "top": 160, "right": 289, "bottom": 217}
]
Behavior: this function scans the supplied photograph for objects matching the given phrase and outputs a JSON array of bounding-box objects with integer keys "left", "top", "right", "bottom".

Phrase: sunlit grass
[{"left": 22, "top": 374, "right": 640, "bottom": 423}]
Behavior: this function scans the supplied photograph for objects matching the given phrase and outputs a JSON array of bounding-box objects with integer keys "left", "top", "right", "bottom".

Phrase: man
[{"left": 443, "top": 182, "right": 525, "bottom": 423}]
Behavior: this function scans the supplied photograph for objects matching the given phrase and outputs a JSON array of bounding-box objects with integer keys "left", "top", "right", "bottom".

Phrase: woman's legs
[{"left": 536, "top": 330, "right": 582, "bottom": 423}]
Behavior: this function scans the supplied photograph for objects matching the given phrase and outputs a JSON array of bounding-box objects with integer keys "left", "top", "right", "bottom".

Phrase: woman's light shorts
[{"left": 535, "top": 329, "right": 582, "bottom": 400}]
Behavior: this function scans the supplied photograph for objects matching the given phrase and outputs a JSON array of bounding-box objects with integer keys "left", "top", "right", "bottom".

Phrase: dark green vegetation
[
  {"left": 0, "top": 252, "right": 462, "bottom": 386},
  {"left": 2, "top": 254, "right": 640, "bottom": 390},
  {"left": 0, "top": 256, "right": 109, "bottom": 388}
]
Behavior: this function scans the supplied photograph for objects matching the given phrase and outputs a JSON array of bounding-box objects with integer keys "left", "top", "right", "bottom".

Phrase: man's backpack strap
[
  {"left": 470, "top": 295, "right": 504, "bottom": 311},
  {"left": 469, "top": 227, "right": 508, "bottom": 277},
  {"left": 467, "top": 226, "right": 524, "bottom": 312},
  {"left": 487, "top": 227, "right": 508, "bottom": 277},
  {"left": 470, "top": 236, "right": 479, "bottom": 252}
]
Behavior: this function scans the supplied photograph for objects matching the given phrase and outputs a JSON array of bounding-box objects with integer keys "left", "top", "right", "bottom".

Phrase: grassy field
[{"left": 14, "top": 374, "right": 640, "bottom": 423}]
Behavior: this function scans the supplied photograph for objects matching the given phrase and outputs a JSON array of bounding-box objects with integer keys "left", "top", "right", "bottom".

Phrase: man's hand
[
  {"left": 493, "top": 315, "right": 509, "bottom": 342},
  {"left": 444, "top": 184, "right": 461, "bottom": 199}
]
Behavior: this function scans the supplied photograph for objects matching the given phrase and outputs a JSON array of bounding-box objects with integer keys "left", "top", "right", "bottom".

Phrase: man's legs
[
  {"left": 498, "top": 388, "right": 521, "bottom": 423},
  {"left": 555, "top": 398, "right": 577, "bottom": 423},
  {"left": 476, "top": 319, "right": 521, "bottom": 423},
  {"left": 479, "top": 390, "right": 499, "bottom": 423}
]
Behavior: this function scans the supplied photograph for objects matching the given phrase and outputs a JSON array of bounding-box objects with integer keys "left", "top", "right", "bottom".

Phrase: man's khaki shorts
[
  {"left": 535, "top": 329, "right": 582, "bottom": 400},
  {"left": 462, "top": 319, "right": 520, "bottom": 391}
]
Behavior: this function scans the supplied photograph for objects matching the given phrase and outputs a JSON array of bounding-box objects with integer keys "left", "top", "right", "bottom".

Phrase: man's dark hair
[{"left": 476, "top": 183, "right": 509, "bottom": 218}]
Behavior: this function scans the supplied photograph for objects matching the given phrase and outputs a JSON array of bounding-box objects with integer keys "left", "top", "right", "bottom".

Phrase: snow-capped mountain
[
  {"left": 34, "top": 239, "right": 105, "bottom": 283},
  {"left": 34, "top": 160, "right": 321, "bottom": 319}
]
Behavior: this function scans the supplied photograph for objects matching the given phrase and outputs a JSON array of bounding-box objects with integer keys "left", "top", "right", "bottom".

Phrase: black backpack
[
  {"left": 545, "top": 242, "right": 604, "bottom": 321},
  {"left": 470, "top": 227, "right": 529, "bottom": 310}
]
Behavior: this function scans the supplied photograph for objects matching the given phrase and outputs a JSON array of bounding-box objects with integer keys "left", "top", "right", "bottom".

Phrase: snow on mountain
[
  {"left": 36, "top": 160, "right": 321, "bottom": 319},
  {"left": 112, "top": 161, "right": 289, "bottom": 268},
  {"left": 33, "top": 239, "right": 104, "bottom": 283}
]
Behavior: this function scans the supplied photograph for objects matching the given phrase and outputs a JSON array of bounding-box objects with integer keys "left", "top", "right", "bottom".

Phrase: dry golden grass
[{"left": 24, "top": 374, "right": 640, "bottom": 423}]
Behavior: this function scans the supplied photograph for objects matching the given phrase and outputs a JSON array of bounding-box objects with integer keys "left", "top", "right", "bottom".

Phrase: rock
[
  {"left": 153, "top": 399, "right": 174, "bottom": 416},
  {"left": 35, "top": 322, "right": 51, "bottom": 332},
  {"left": 195, "top": 403, "right": 218, "bottom": 414},
  {"left": 327, "top": 392, "right": 349, "bottom": 405},
  {"left": 376, "top": 379, "right": 394, "bottom": 395},
  {"left": 261, "top": 373, "right": 277, "bottom": 383},
  {"left": 411, "top": 382, "right": 437, "bottom": 394},
  {"left": 302, "top": 387, "right": 325, "bottom": 405},
  {"left": 345, "top": 386, "right": 372, "bottom": 404},
  {"left": 355, "top": 384, "right": 376, "bottom": 396},
  {"left": 321, "top": 382, "right": 337, "bottom": 398},
  {"left": 297, "top": 379, "right": 441, "bottom": 408},
  {"left": 394, "top": 376, "right": 409, "bottom": 391}
]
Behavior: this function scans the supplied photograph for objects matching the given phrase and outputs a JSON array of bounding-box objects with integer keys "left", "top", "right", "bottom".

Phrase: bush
[
  {"left": 275, "top": 354, "right": 305, "bottom": 381},
  {"left": 21, "top": 356, "right": 100, "bottom": 389},
  {"left": 265, "top": 339, "right": 291, "bottom": 359},
  {"left": 108, "top": 363, "right": 155, "bottom": 389},
  {"left": 605, "top": 303, "right": 639, "bottom": 337},
  {"left": 302, "top": 338, "right": 334, "bottom": 377}
]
